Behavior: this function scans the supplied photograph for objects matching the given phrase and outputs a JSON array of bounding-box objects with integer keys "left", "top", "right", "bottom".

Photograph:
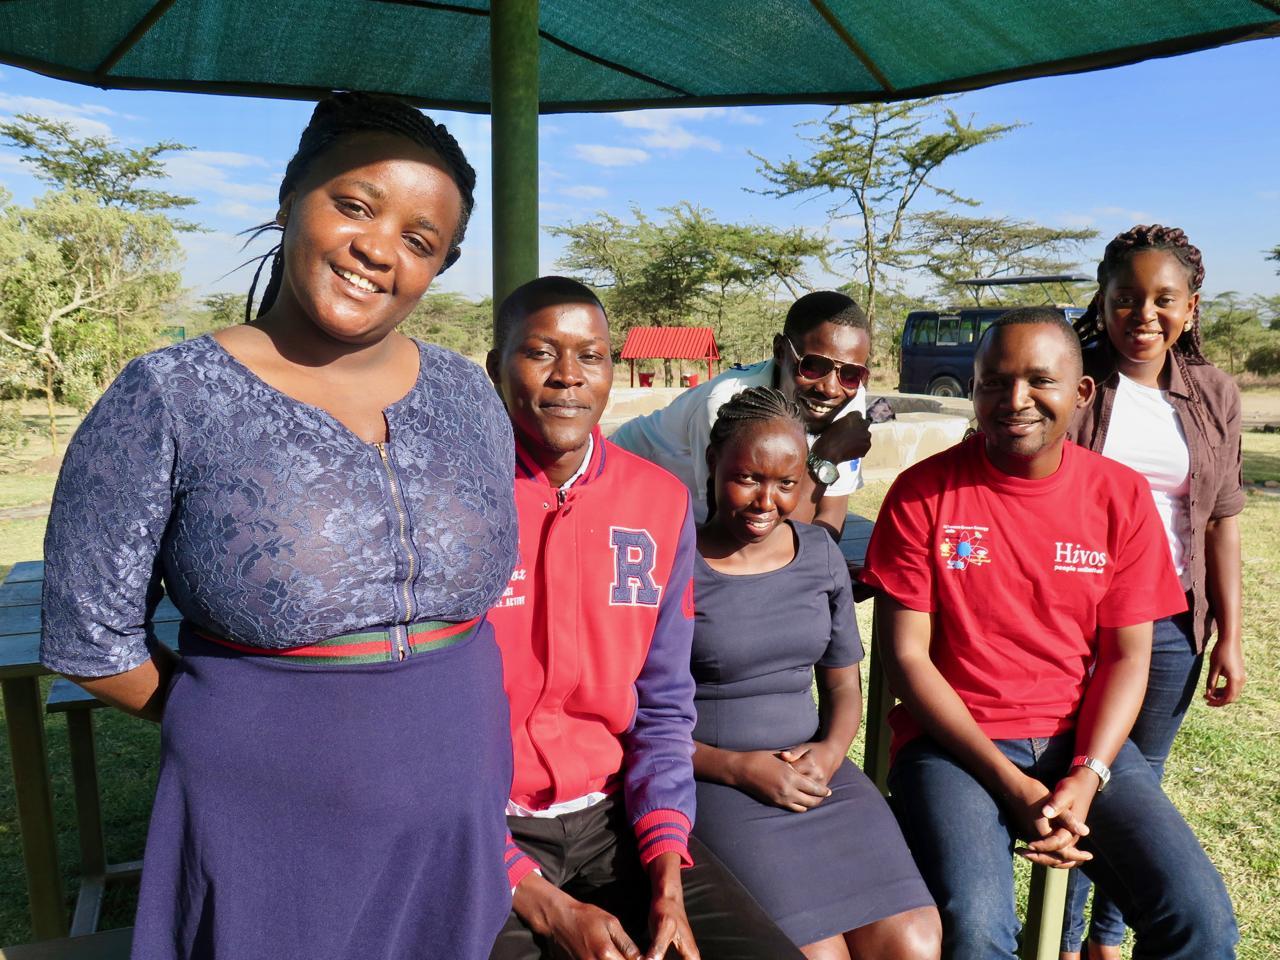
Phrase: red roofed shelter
[{"left": 620, "top": 327, "right": 720, "bottom": 388}]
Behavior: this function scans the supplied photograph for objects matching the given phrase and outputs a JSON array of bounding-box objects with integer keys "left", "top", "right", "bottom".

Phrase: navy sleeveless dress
[
  {"left": 41, "top": 336, "right": 519, "bottom": 960},
  {"left": 690, "top": 522, "right": 933, "bottom": 947}
]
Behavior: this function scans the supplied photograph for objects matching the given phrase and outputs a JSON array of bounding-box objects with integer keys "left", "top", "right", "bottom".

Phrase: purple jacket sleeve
[{"left": 621, "top": 491, "right": 697, "bottom": 867}]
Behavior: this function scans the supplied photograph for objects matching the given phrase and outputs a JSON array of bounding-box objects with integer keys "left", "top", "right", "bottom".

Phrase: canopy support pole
[{"left": 490, "top": 0, "right": 540, "bottom": 314}]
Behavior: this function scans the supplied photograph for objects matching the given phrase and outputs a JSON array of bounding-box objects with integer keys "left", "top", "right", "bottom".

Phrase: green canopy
[{"left": 0, "top": 0, "right": 1277, "bottom": 111}]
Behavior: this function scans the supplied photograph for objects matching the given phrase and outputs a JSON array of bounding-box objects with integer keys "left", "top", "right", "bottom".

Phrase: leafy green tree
[
  {"left": 1267, "top": 243, "right": 1280, "bottom": 275},
  {"left": 904, "top": 212, "right": 1097, "bottom": 305},
  {"left": 551, "top": 204, "right": 828, "bottom": 381},
  {"left": 398, "top": 292, "right": 492, "bottom": 360},
  {"left": 0, "top": 113, "right": 197, "bottom": 223},
  {"left": 752, "top": 98, "right": 1018, "bottom": 345},
  {"left": 0, "top": 189, "right": 182, "bottom": 450},
  {"left": 1199, "top": 292, "right": 1265, "bottom": 375}
]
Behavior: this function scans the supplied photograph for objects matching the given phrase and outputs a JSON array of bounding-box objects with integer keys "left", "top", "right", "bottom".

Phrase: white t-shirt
[
  {"left": 610, "top": 359, "right": 866, "bottom": 523},
  {"left": 1101, "top": 373, "right": 1192, "bottom": 577}
]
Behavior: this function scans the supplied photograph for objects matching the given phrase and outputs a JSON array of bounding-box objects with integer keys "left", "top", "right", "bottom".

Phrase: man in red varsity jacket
[{"left": 485, "top": 276, "right": 802, "bottom": 960}]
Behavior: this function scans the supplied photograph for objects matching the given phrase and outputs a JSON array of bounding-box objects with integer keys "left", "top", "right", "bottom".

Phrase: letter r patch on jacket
[{"left": 608, "top": 527, "right": 662, "bottom": 606}]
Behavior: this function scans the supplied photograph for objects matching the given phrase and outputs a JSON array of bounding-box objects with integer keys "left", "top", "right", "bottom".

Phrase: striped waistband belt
[{"left": 193, "top": 617, "right": 483, "bottom": 665}]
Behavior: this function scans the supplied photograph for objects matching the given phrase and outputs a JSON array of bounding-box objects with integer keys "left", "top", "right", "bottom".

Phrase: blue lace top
[{"left": 41, "top": 335, "right": 518, "bottom": 678}]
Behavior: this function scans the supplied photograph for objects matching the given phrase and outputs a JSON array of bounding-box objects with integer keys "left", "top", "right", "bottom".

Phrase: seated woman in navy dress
[
  {"left": 40, "top": 93, "right": 518, "bottom": 960},
  {"left": 689, "top": 386, "right": 940, "bottom": 960}
]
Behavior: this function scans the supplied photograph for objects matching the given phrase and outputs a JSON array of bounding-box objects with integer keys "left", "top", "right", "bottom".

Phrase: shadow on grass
[{"left": 1243, "top": 451, "right": 1280, "bottom": 485}]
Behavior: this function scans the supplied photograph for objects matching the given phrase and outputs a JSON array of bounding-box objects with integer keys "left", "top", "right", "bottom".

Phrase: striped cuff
[
  {"left": 505, "top": 833, "right": 540, "bottom": 891},
  {"left": 633, "top": 808, "right": 693, "bottom": 869}
]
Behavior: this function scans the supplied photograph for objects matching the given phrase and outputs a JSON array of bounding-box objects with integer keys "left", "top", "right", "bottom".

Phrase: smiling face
[
  {"left": 490, "top": 302, "right": 613, "bottom": 475},
  {"left": 707, "top": 418, "right": 808, "bottom": 546},
  {"left": 774, "top": 322, "right": 871, "bottom": 432},
  {"left": 1102, "top": 248, "right": 1200, "bottom": 384},
  {"left": 273, "top": 131, "right": 463, "bottom": 344},
  {"left": 972, "top": 322, "right": 1094, "bottom": 479}
]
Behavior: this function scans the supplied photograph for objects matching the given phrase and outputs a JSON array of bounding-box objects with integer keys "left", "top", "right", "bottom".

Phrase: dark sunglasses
[{"left": 783, "top": 338, "right": 869, "bottom": 392}]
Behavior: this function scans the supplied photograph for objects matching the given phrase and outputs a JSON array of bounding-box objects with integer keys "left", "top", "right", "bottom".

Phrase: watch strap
[{"left": 1070, "top": 754, "right": 1111, "bottom": 790}]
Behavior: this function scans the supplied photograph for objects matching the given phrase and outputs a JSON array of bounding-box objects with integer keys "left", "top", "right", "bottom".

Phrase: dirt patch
[{"left": 1241, "top": 389, "right": 1280, "bottom": 429}]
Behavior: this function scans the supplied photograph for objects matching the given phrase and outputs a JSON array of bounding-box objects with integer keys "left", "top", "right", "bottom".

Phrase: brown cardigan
[{"left": 1069, "top": 348, "right": 1244, "bottom": 653}]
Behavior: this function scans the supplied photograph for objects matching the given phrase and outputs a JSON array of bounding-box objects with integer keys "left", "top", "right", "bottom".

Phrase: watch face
[{"left": 810, "top": 457, "right": 839, "bottom": 485}]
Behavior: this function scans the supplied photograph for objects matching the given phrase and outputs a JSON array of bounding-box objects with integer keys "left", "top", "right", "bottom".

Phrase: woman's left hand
[
  {"left": 1205, "top": 638, "right": 1246, "bottom": 706},
  {"left": 778, "top": 741, "right": 842, "bottom": 786}
]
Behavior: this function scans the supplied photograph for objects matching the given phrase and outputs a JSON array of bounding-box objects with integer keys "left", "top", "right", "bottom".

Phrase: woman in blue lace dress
[{"left": 40, "top": 93, "right": 518, "bottom": 960}]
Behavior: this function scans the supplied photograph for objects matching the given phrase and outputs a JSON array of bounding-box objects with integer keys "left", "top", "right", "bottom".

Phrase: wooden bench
[
  {"left": 44, "top": 682, "right": 143, "bottom": 937},
  {"left": 860, "top": 597, "right": 1068, "bottom": 960},
  {"left": 0, "top": 927, "right": 131, "bottom": 960}
]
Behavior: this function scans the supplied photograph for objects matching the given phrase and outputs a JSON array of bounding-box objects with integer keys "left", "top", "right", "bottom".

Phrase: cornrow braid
[
  {"left": 1074, "top": 223, "right": 1210, "bottom": 432},
  {"left": 245, "top": 91, "right": 477, "bottom": 322},
  {"left": 704, "top": 386, "right": 805, "bottom": 519}
]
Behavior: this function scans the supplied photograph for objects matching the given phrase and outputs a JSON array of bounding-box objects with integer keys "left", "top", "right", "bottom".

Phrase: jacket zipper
[{"left": 376, "top": 441, "right": 414, "bottom": 660}]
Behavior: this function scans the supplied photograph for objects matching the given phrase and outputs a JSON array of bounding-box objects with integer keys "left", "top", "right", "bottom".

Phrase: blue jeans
[
  {"left": 1062, "top": 612, "right": 1204, "bottom": 951},
  {"left": 889, "top": 731, "right": 1236, "bottom": 960}
]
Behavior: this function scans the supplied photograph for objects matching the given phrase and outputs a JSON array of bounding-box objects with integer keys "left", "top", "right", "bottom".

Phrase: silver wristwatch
[
  {"left": 806, "top": 452, "right": 839, "bottom": 486},
  {"left": 1070, "top": 755, "right": 1111, "bottom": 791}
]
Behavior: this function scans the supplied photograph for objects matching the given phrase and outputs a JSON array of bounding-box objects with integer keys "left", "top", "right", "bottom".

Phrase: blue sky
[{"left": 1, "top": 35, "right": 1278, "bottom": 306}]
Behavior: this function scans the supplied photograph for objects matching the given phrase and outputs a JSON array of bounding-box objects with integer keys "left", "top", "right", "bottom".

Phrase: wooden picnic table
[{"left": 0, "top": 562, "right": 180, "bottom": 941}]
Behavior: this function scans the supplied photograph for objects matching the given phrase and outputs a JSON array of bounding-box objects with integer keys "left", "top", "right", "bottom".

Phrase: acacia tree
[
  {"left": 1268, "top": 243, "right": 1280, "bottom": 275},
  {"left": 550, "top": 204, "right": 828, "bottom": 377},
  {"left": 753, "top": 98, "right": 1018, "bottom": 340},
  {"left": 0, "top": 190, "right": 181, "bottom": 450},
  {"left": 0, "top": 116, "right": 193, "bottom": 449},
  {"left": 1199, "top": 292, "right": 1265, "bottom": 375},
  {"left": 905, "top": 212, "right": 1097, "bottom": 305},
  {"left": 0, "top": 113, "right": 196, "bottom": 220}
]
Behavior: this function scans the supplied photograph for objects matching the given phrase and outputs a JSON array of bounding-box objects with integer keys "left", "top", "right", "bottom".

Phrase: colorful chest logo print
[{"left": 940, "top": 524, "right": 991, "bottom": 571}]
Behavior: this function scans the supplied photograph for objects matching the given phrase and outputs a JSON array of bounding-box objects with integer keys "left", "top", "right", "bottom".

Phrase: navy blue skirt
[{"left": 130, "top": 621, "right": 513, "bottom": 960}]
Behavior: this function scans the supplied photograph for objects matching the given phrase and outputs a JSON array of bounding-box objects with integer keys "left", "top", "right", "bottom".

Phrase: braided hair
[
  {"left": 704, "top": 386, "right": 806, "bottom": 520},
  {"left": 1073, "top": 223, "right": 1209, "bottom": 426},
  {"left": 244, "top": 91, "right": 477, "bottom": 323}
]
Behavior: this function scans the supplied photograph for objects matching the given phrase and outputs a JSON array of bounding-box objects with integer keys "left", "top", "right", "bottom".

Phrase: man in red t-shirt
[{"left": 861, "top": 308, "right": 1236, "bottom": 960}]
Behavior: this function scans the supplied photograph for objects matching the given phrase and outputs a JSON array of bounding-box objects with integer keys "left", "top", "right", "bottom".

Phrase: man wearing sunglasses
[{"left": 612, "top": 291, "right": 872, "bottom": 539}]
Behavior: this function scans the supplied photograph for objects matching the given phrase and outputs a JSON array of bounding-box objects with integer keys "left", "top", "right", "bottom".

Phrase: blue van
[{"left": 897, "top": 277, "right": 1088, "bottom": 397}]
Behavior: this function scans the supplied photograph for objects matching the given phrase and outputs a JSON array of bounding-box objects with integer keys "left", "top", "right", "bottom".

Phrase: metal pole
[{"left": 490, "top": 0, "right": 540, "bottom": 313}]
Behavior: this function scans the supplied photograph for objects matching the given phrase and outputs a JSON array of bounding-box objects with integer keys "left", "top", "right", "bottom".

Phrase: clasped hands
[
  {"left": 733, "top": 741, "right": 842, "bottom": 813},
  {"left": 1008, "top": 767, "right": 1101, "bottom": 870}
]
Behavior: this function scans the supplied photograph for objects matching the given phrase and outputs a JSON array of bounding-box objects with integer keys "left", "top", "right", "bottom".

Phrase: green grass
[
  {"left": 1242, "top": 430, "right": 1280, "bottom": 485},
  {"left": 0, "top": 453, "right": 1276, "bottom": 948},
  {"left": 0, "top": 475, "right": 56, "bottom": 512}
]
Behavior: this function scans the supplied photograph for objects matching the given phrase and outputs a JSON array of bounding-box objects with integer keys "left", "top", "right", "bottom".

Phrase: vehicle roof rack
[
  {"left": 956, "top": 274, "right": 1092, "bottom": 286},
  {"left": 954, "top": 274, "right": 1092, "bottom": 307}
]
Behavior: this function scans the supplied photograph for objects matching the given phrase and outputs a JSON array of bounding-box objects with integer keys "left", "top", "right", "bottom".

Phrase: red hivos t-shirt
[{"left": 861, "top": 434, "right": 1187, "bottom": 754}]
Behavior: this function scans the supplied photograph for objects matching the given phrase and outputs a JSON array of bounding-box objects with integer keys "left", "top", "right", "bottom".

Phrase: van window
[
  {"left": 909, "top": 314, "right": 937, "bottom": 345},
  {"left": 936, "top": 314, "right": 968, "bottom": 346}
]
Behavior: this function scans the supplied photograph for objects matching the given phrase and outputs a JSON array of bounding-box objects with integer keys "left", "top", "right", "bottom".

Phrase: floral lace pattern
[{"left": 42, "top": 336, "right": 518, "bottom": 677}]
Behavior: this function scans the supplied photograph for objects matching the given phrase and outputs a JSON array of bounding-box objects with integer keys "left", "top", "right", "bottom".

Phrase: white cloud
[
  {"left": 1094, "top": 205, "right": 1152, "bottom": 223},
  {"left": 728, "top": 110, "right": 765, "bottom": 125},
  {"left": 616, "top": 110, "right": 721, "bottom": 151},
  {"left": 1058, "top": 206, "right": 1151, "bottom": 229},
  {"left": 160, "top": 150, "right": 277, "bottom": 206},
  {"left": 573, "top": 144, "right": 650, "bottom": 167},
  {"left": 0, "top": 93, "right": 116, "bottom": 138},
  {"left": 0, "top": 151, "right": 27, "bottom": 174},
  {"left": 561, "top": 184, "right": 607, "bottom": 199}
]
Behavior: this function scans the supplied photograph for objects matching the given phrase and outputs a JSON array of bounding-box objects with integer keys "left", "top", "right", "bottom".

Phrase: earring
[{"left": 1095, "top": 315, "right": 1105, "bottom": 333}]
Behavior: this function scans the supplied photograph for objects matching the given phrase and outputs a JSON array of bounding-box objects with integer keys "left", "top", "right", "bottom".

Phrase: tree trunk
[{"left": 44, "top": 363, "right": 58, "bottom": 454}]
